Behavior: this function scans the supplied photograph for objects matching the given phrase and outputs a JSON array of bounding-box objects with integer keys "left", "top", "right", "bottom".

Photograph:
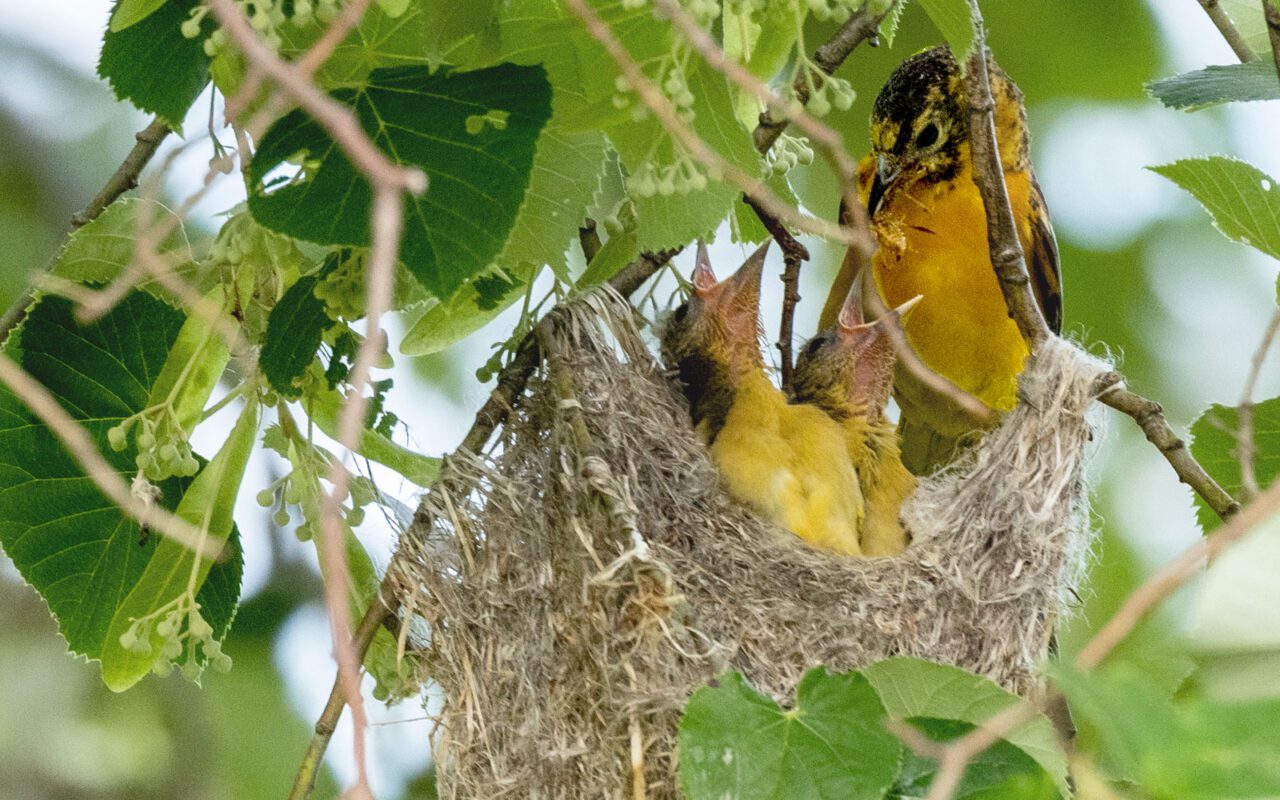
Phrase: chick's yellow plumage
[
  {"left": 663, "top": 244, "right": 865, "bottom": 555},
  {"left": 793, "top": 289, "right": 918, "bottom": 557},
  {"left": 821, "top": 45, "right": 1062, "bottom": 474}
]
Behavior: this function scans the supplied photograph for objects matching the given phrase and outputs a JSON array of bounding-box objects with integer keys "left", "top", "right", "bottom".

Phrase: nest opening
[{"left": 387, "top": 287, "right": 1108, "bottom": 798}]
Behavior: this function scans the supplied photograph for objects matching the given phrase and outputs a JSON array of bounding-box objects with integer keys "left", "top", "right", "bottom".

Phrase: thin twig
[
  {"left": 287, "top": 591, "right": 390, "bottom": 800},
  {"left": 962, "top": 10, "right": 1052, "bottom": 352},
  {"left": 924, "top": 703, "right": 1038, "bottom": 800},
  {"left": 1238, "top": 308, "right": 1280, "bottom": 499},
  {"left": 1094, "top": 375, "right": 1241, "bottom": 520},
  {"left": 1198, "top": 0, "right": 1259, "bottom": 62},
  {"left": 0, "top": 354, "right": 220, "bottom": 559},
  {"left": 73, "top": 116, "right": 172, "bottom": 229},
  {"left": 1266, "top": 1, "right": 1280, "bottom": 90},
  {"left": 563, "top": 0, "right": 856, "bottom": 246},
  {"left": 1075, "top": 478, "right": 1280, "bottom": 669}
]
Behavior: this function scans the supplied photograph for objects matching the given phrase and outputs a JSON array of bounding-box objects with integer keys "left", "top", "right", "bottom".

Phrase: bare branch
[
  {"left": 962, "top": 10, "right": 1052, "bottom": 352},
  {"left": 563, "top": 0, "right": 857, "bottom": 246},
  {"left": 73, "top": 116, "right": 172, "bottom": 229},
  {"left": 923, "top": 703, "right": 1039, "bottom": 800},
  {"left": 1094, "top": 375, "right": 1241, "bottom": 520},
  {"left": 1238, "top": 309, "right": 1280, "bottom": 499},
  {"left": 1075, "top": 478, "right": 1280, "bottom": 670},
  {"left": 0, "top": 353, "right": 221, "bottom": 559},
  {"left": 1198, "top": 0, "right": 1259, "bottom": 62}
]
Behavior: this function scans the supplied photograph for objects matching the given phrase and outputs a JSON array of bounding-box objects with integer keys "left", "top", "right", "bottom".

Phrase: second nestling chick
[
  {"left": 662, "top": 242, "right": 866, "bottom": 555},
  {"left": 792, "top": 283, "right": 920, "bottom": 556}
]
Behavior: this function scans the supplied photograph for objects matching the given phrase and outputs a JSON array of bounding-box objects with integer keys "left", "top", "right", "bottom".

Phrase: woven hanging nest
[{"left": 386, "top": 286, "right": 1107, "bottom": 799}]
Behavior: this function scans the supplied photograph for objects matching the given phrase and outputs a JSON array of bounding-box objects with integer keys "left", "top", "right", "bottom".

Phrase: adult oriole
[
  {"left": 793, "top": 286, "right": 920, "bottom": 556},
  {"left": 663, "top": 243, "right": 865, "bottom": 554},
  {"left": 821, "top": 45, "right": 1062, "bottom": 474}
]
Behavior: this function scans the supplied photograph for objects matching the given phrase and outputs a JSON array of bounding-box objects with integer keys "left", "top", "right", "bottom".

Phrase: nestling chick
[
  {"left": 663, "top": 243, "right": 865, "bottom": 555},
  {"left": 793, "top": 284, "right": 920, "bottom": 556}
]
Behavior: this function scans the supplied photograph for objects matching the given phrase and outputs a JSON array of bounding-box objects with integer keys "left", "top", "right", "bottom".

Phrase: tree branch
[
  {"left": 962, "top": 2, "right": 1239, "bottom": 520},
  {"left": 962, "top": 21, "right": 1052, "bottom": 352},
  {"left": 1198, "top": 0, "right": 1259, "bottom": 62}
]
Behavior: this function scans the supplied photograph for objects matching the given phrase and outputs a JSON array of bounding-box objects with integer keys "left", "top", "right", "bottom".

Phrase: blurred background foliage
[{"left": 1, "top": 0, "right": 1277, "bottom": 797}]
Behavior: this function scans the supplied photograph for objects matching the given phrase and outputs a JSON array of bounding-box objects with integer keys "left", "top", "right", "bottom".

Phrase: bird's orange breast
[{"left": 871, "top": 163, "right": 1037, "bottom": 414}]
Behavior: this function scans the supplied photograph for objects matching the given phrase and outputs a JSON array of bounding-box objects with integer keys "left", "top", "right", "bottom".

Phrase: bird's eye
[
  {"left": 673, "top": 303, "right": 689, "bottom": 323},
  {"left": 915, "top": 122, "right": 940, "bottom": 149},
  {"left": 803, "top": 335, "right": 826, "bottom": 357}
]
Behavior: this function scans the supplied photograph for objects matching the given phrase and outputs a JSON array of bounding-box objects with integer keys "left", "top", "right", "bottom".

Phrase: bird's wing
[{"left": 1023, "top": 176, "right": 1063, "bottom": 334}]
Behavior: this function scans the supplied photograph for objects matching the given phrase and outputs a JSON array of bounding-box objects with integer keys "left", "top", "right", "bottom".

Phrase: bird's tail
[{"left": 897, "top": 414, "right": 968, "bottom": 476}]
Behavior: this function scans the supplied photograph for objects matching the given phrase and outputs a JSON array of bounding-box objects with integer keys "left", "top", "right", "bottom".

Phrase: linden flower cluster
[
  {"left": 257, "top": 432, "right": 379, "bottom": 541},
  {"left": 180, "top": 0, "right": 341, "bottom": 54},
  {"left": 119, "top": 600, "right": 232, "bottom": 681},
  {"left": 766, "top": 133, "right": 816, "bottom": 176},
  {"left": 109, "top": 406, "right": 200, "bottom": 481}
]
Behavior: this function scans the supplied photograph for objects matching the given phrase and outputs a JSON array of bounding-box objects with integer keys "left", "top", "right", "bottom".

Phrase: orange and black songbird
[
  {"left": 793, "top": 286, "right": 920, "bottom": 556},
  {"left": 663, "top": 243, "right": 866, "bottom": 555},
  {"left": 821, "top": 45, "right": 1062, "bottom": 475}
]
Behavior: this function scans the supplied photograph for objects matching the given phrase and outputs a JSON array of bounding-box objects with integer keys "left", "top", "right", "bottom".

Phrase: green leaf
[
  {"left": 278, "top": 0, "right": 468, "bottom": 90},
  {"left": 1146, "top": 61, "right": 1280, "bottom": 111},
  {"left": 101, "top": 397, "right": 259, "bottom": 690},
  {"left": 1150, "top": 156, "right": 1280, "bottom": 261},
  {"left": 261, "top": 276, "right": 331, "bottom": 399},
  {"left": 49, "top": 198, "right": 204, "bottom": 308},
  {"left": 304, "top": 386, "right": 440, "bottom": 487},
  {"left": 1188, "top": 398, "right": 1280, "bottom": 531},
  {"left": 0, "top": 293, "right": 241, "bottom": 666},
  {"left": 879, "top": 0, "right": 910, "bottom": 48},
  {"left": 497, "top": 123, "right": 608, "bottom": 280},
  {"left": 890, "top": 718, "right": 1060, "bottom": 800},
  {"left": 400, "top": 264, "right": 533, "bottom": 356},
  {"left": 915, "top": 0, "right": 976, "bottom": 64},
  {"left": 1054, "top": 663, "right": 1280, "bottom": 799},
  {"left": 248, "top": 63, "right": 553, "bottom": 299},
  {"left": 862, "top": 657, "right": 1070, "bottom": 798},
  {"left": 1187, "top": 507, "right": 1280, "bottom": 701},
  {"left": 99, "top": 0, "right": 211, "bottom": 127},
  {"left": 608, "top": 60, "right": 762, "bottom": 251},
  {"left": 679, "top": 668, "right": 903, "bottom": 800},
  {"left": 108, "top": 0, "right": 168, "bottom": 31}
]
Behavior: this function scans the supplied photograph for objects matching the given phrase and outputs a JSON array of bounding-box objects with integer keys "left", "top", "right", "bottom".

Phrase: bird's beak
[
  {"left": 689, "top": 241, "right": 768, "bottom": 346},
  {"left": 867, "top": 154, "right": 899, "bottom": 218}
]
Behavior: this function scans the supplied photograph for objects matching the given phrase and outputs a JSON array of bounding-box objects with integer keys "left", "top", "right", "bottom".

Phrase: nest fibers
[{"left": 388, "top": 287, "right": 1108, "bottom": 798}]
